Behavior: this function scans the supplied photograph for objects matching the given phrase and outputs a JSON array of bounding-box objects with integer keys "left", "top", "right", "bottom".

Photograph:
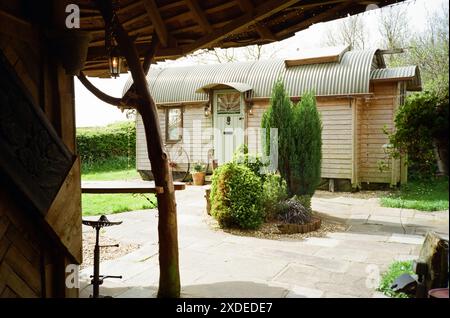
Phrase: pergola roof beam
[
  {"left": 143, "top": 0, "right": 169, "bottom": 47},
  {"left": 237, "top": 0, "right": 277, "bottom": 42},
  {"left": 183, "top": 0, "right": 300, "bottom": 53},
  {"left": 185, "top": 0, "right": 213, "bottom": 34}
]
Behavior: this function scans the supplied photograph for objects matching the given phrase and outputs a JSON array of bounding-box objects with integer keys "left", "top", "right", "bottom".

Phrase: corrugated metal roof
[
  {"left": 196, "top": 82, "right": 253, "bottom": 94},
  {"left": 370, "top": 65, "right": 421, "bottom": 91},
  {"left": 122, "top": 49, "right": 421, "bottom": 103},
  {"left": 371, "top": 65, "right": 417, "bottom": 80}
]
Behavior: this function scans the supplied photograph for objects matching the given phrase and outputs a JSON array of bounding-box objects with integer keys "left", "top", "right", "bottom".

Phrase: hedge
[{"left": 77, "top": 121, "right": 136, "bottom": 164}]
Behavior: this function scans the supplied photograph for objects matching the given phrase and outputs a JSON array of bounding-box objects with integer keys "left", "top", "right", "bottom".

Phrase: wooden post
[
  {"left": 96, "top": 0, "right": 180, "bottom": 298},
  {"left": 351, "top": 98, "right": 358, "bottom": 189}
]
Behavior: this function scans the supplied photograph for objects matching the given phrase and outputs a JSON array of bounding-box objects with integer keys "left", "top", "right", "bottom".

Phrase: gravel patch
[
  {"left": 81, "top": 229, "right": 141, "bottom": 270},
  {"left": 205, "top": 214, "right": 347, "bottom": 241}
]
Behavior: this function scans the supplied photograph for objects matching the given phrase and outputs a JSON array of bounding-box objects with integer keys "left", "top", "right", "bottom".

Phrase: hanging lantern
[
  {"left": 105, "top": 2, "right": 123, "bottom": 78},
  {"left": 108, "top": 45, "right": 122, "bottom": 78}
]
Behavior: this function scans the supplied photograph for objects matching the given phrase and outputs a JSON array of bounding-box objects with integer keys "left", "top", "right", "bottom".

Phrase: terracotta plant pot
[{"left": 192, "top": 172, "right": 206, "bottom": 186}]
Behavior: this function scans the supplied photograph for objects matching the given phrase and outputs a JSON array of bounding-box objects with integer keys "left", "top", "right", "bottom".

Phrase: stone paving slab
[{"left": 79, "top": 185, "right": 448, "bottom": 298}]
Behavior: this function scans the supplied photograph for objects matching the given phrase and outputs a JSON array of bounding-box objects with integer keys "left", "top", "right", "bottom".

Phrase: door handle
[{"left": 239, "top": 117, "right": 244, "bottom": 120}]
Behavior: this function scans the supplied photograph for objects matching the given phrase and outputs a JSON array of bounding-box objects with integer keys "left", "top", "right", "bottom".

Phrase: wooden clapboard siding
[
  {"left": 246, "top": 100, "right": 353, "bottom": 179},
  {"left": 247, "top": 102, "right": 267, "bottom": 155},
  {"left": 136, "top": 105, "right": 213, "bottom": 172},
  {"left": 358, "top": 82, "right": 399, "bottom": 184},
  {"left": 1, "top": 25, "right": 80, "bottom": 297},
  {"left": 317, "top": 101, "right": 353, "bottom": 179}
]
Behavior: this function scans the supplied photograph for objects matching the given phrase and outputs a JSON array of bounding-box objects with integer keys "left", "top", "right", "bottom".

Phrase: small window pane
[
  {"left": 217, "top": 92, "right": 241, "bottom": 114},
  {"left": 167, "top": 108, "right": 182, "bottom": 141}
]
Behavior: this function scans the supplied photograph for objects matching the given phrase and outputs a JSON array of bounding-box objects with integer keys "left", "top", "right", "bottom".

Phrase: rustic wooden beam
[
  {"left": 95, "top": 0, "right": 180, "bottom": 298},
  {"left": 183, "top": 0, "right": 300, "bottom": 53},
  {"left": 275, "top": 1, "right": 353, "bottom": 38},
  {"left": 142, "top": 0, "right": 169, "bottom": 47},
  {"left": 237, "top": 0, "right": 278, "bottom": 41},
  {"left": 0, "top": 10, "right": 39, "bottom": 46},
  {"left": 185, "top": 0, "right": 213, "bottom": 34},
  {"left": 143, "top": 33, "right": 160, "bottom": 74}
]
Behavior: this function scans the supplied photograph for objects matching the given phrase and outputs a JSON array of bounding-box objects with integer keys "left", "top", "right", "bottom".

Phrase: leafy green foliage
[
  {"left": 210, "top": 163, "right": 264, "bottom": 229},
  {"left": 291, "top": 92, "right": 323, "bottom": 196},
  {"left": 262, "top": 173, "right": 288, "bottom": 220},
  {"left": 385, "top": 90, "right": 448, "bottom": 178},
  {"left": 77, "top": 121, "right": 136, "bottom": 166},
  {"left": 232, "top": 144, "right": 267, "bottom": 179},
  {"left": 192, "top": 162, "right": 206, "bottom": 172},
  {"left": 378, "top": 260, "right": 414, "bottom": 298},
  {"left": 380, "top": 177, "right": 449, "bottom": 211},
  {"left": 261, "top": 80, "right": 293, "bottom": 188}
]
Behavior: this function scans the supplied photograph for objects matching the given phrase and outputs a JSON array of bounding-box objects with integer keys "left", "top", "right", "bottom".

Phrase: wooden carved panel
[{"left": 0, "top": 48, "right": 75, "bottom": 216}]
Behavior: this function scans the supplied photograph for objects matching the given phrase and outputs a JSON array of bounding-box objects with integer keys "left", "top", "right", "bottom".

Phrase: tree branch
[{"left": 77, "top": 72, "right": 123, "bottom": 106}]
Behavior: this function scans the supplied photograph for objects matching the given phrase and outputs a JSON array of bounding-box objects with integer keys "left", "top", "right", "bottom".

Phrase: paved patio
[{"left": 79, "top": 186, "right": 448, "bottom": 298}]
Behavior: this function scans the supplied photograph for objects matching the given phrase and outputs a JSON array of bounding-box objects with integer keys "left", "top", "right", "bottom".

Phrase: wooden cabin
[{"left": 130, "top": 47, "right": 422, "bottom": 189}]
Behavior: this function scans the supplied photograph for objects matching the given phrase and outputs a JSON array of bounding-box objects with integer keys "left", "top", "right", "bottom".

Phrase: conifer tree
[
  {"left": 261, "top": 80, "right": 293, "bottom": 189},
  {"left": 291, "top": 92, "right": 322, "bottom": 196}
]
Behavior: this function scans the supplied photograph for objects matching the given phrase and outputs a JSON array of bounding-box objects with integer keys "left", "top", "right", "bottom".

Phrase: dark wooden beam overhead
[
  {"left": 185, "top": 0, "right": 213, "bottom": 34},
  {"left": 238, "top": 0, "right": 278, "bottom": 42},
  {"left": 143, "top": 0, "right": 169, "bottom": 47},
  {"left": 275, "top": 1, "right": 354, "bottom": 38},
  {"left": 183, "top": 0, "right": 300, "bottom": 53}
]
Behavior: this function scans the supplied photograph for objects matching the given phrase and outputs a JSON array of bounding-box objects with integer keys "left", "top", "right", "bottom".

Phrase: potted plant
[{"left": 191, "top": 163, "right": 206, "bottom": 185}]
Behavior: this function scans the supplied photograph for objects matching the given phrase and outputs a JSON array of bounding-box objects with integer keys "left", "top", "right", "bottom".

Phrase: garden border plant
[{"left": 210, "top": 162, "right": 264, "bottom": 230}]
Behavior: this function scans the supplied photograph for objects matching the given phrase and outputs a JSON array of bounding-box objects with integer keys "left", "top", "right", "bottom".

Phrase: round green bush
[{"left": 210, "top": 163, "right": 264, "bottom": 229}]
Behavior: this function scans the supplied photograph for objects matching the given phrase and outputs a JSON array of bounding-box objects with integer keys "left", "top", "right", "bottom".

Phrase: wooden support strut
[{"left": 95, "top": 0, "right": 180, "bottom": 298}]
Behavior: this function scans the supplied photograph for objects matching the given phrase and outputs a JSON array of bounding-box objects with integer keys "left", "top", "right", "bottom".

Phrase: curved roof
[
  {"left": 371, "top": 66, "right": 422, "bottom": 91},
  {"left": 123, "top": 49, "right": 421, "bottom": 104},
  {"left": 196, "top": 82, "right": 253, "bottom": 94}
]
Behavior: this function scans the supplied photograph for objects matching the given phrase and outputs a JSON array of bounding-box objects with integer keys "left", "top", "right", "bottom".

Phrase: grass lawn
[
  {"left": 380, "top": 177, "right": 449, "bottom": 211},
  {"left": 377, "top": 260, "right": 414, "bottom": 298},
  {"left": 81, "top": 159, "right": 156, "bottom": 216},
  {"left": 82, "top": 193, "right": 156, "bottom": 216},
  {"left": 82, "top": 168, "right": 140, "bottom": 181}
]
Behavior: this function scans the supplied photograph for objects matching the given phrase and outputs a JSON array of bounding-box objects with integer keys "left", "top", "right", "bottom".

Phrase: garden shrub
[
  {"left": 77, "top": 121, "right": 136, "bottom": 167},
  {"left": 210, "top": 162, "right": 264, "bottom": 229},
  {"left": 385, "top": 89, "right": 449, "bottom": 179},
  {"left": 262, "top": 173, "right": 288, "bottom": 220},
  {"left": 232, "top": 144, "right": 267, "bottom": 179},
  {"left": 277, "top": 197, "right": 312, "bottom": 225}
]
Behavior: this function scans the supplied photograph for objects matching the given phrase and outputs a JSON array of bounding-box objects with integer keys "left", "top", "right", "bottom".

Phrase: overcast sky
[{"left": 75, "top": 0, "right": 446, "bottom": 127}]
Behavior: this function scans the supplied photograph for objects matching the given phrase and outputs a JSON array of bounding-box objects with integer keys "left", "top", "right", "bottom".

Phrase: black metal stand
[{"left": 82, "top": 215, "right": 123, "bottom": 298}]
